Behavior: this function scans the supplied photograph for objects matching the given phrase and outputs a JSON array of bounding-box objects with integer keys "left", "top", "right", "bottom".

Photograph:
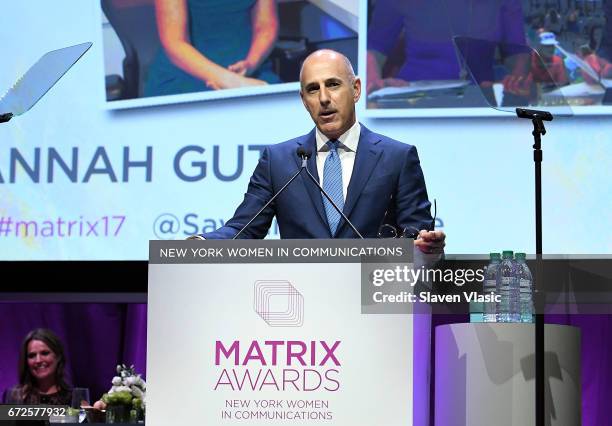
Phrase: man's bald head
[
  {"left": 299, "top": 49, "right": 361, "bottom": 140},
  {"left": 299, "top": 50, "right": 356, "bottom": 89}
]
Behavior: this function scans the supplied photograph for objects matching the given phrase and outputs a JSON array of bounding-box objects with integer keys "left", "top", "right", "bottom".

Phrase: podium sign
[{"left": 147, "top": 239, "right": 415, "bottom": 425}]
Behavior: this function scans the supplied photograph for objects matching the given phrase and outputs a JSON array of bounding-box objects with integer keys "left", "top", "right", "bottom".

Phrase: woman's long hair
[{"left": 17, "top": 328, "right": 70, "bottom": 401}]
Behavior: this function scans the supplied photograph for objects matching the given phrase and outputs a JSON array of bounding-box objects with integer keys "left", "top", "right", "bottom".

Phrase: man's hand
[{"left": 414, "top": 230, "right": 446, "bottom": 254}]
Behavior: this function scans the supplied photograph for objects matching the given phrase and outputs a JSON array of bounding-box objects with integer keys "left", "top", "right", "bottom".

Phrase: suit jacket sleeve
[
  {"left": 395, "top": 145, "right": 433, "bottom": 233},
  {"left": 201, "top": 147, "right": 275, "bottom": 239}
]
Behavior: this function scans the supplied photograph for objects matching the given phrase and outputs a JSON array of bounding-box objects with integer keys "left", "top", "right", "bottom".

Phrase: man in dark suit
[
  {"left": 197, "top": 49, "right": 445, "bottom": 253},
  {"left": 195, "top": 50, "right": 442, "bottom": 426}
]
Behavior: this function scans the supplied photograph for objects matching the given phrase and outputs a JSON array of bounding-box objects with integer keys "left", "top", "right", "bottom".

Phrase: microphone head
[
  {"left": 296, "top": 147, "right": 312, "bottom": 159},
  {"left": 515, "top": 108, "right": 553, "bottom": 121}
]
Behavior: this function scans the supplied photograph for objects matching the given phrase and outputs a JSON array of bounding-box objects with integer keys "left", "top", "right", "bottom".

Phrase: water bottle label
[
  {"left": 500, "top": 277, "right": 512, "bottom": 288},
  {"left": 484, "top": 279, "right": 496, "bottom": 290}
]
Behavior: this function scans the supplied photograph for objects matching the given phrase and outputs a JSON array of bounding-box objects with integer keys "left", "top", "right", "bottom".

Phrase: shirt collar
[{"left": 316, "top": 120, "right": 361, "bottom": 153}]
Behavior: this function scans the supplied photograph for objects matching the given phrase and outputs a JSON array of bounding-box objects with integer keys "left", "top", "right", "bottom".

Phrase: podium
[
  {"left": 435, "top": 323, "right": 581, "bottom": 426},
  {"left": 147, "top": 239, "right": 427, "bottom": 426}
]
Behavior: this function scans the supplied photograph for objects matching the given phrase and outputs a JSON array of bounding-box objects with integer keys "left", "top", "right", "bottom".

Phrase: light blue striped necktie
[{"left": 322, "top": 139, "right": 344, "bottom": 235}]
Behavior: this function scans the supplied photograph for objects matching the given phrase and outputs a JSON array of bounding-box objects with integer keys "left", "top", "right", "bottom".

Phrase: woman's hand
[
  {"left": 206, "top": 71, "right": 267, "bottom": 90},
  {"left": 502, "top": 73, "right": 533, "bottom": 97},
  {"left": 366, "top": 49, "right": 409, "bottom": 93},
  {"left": 228, "top": 59, "right": 256, "bottom": 76},
  {"left": 93, "top": 400, "right": 106, "bottom": 411},
  {"left": 155, "top": 0, "right": 271, "bottom": 90},
  {"left": 239, "top": 0, "right": 278, "bottom": 76},
  {"left": 582, "top": 53, "right": 612, "bottom": 84},
  {"left": 367, "top": 77, "right": 410, "bottom": 93}
]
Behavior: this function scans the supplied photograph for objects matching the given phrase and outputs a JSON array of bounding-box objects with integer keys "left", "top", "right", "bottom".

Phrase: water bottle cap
[
  {"left": 502, "top": 250, "right": 514, "bottom": 258},
  {"left": 515, "top": 252, "right": 526, "bottom": 260},
  {"left": 489, "top": 252, "right": 501, "bottom": 260}
]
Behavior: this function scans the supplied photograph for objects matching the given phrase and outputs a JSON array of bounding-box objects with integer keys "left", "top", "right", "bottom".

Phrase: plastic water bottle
[
  {"left": 508, "top": 252, "right": 521, "bottom": 322},
  {"left": 497, "top": 250, "right": 520, "bottom": 322},
  {"left": 483, "top": 253, "right": 501, "bottom": 322},
  {"left": 515, "top": 253, "right": 534, "bottom": 323}
]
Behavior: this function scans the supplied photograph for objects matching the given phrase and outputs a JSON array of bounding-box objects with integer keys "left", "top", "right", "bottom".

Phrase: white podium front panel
[{"left": 147, "top": 240, "right": 414, "bottom": 426}]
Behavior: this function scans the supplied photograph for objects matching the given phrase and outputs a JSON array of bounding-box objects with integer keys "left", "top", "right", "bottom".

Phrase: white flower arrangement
[{"left": 102, "top": 364, "right": 147, "bottom": 410}]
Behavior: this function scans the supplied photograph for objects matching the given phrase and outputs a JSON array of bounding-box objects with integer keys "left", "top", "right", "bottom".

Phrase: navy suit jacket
[{"left": 202, "top": 124, "right": 432, "bottom": 239}]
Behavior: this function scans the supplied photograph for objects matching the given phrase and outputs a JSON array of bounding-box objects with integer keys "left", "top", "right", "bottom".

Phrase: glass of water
[{"left": 71, "top": 387, "right": 90, "bottom": 423}]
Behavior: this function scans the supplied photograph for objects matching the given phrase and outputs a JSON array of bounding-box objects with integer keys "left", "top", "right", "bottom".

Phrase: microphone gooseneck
[
  {"left": 232, "top": 148, "right": 313, "bottom": 239},
  {"left": 233, "top": 146, "right": 364, "bottom": 239}
]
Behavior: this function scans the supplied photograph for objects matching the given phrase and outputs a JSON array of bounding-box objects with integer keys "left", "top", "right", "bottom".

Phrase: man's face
[{"left": 300, "top": 53, "right": 361, "bottom": 140}]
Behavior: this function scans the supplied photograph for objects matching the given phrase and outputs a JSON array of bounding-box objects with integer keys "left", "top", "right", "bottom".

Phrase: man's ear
[
  {"left": 353, "top": 77, "right": 362, "bottom": 103},
  {"left": 300, "top": 90, "right": 310, "bottom": 113}
]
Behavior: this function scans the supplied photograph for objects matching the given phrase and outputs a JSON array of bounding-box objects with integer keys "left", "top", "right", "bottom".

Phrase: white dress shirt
[{"left": 315, "top": 120, "right": 361, "bottom": 200}]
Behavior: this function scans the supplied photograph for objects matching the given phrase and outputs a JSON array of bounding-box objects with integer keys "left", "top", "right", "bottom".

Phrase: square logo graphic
[{"left": 254, "top": 280, "right": 304, "bottom": 327}]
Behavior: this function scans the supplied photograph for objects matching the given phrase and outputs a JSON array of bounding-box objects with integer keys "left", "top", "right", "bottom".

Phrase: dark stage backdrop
[{"left": 0, "top": 303, "right": 146, "bottom": 403}]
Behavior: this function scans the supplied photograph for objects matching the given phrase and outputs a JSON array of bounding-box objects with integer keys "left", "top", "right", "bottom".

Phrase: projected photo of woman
[
  {"left": 367, "top": 0, "right": 524, "bottom": 88},
  {"left": 2, "top": 329, "right": 72, "bottom": 405},
  {"left": 144, "top": 0, "right": 281, "bottom": 96},
  {"left": 366, "top": 0, "right": 612, "bottom": 114},
  {"left": 366, "top": 0, "right": 526, "bottom": 109},
  {"left": 101, "top": 0, "right": 358, "bottom": 107}
]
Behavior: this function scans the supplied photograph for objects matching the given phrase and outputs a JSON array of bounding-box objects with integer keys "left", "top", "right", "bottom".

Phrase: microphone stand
[
  {"left": 516, "top": 107, "right": 550, "bottom": 426},
  {"left": 233, "top": 150, "right": 364, "bottom": 239},
  {"left": 232, "top": 154, "right": 307, "bottom": 240}
]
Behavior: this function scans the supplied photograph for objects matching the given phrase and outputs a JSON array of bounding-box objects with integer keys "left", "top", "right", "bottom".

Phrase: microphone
[
  {"left": 515, "top": 108, "right": 553, "bottom": 121},
  {"left": 296, "top": 147, "right": 311, "bottom": 158},
  {"left": 296, "top": 147, "right": 311, "bottom": 167}
]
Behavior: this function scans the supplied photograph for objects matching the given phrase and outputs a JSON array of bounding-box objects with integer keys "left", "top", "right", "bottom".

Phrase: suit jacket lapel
[
  {"left": 338, "top": 126, "right": 382, "bottom": 233},
  {"left": 295, "top": 130, "right": 329, "bottom": 231}
]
